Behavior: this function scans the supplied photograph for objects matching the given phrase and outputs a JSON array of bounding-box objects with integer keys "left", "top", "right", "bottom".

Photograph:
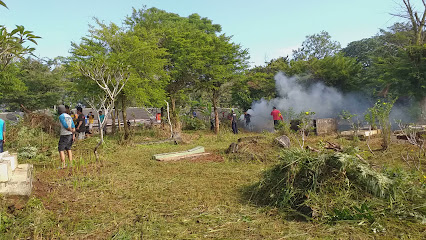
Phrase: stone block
[
  {"left": 316, "top": 118, "right": 338, "bottom": 135},
  {"left": 0, "top": 164, "right": 33, "bottom": 196},
  {"left": 0, "top": 151, "right": 8, "bottom": 159},
  {"left": 2, "top": 153, "right": 18, "bottom": 171},
  {"left": 0, "top": 161, "right": 11, "bottom": 182}
]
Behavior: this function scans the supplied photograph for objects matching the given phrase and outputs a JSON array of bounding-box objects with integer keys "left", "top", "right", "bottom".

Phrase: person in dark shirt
[
  {"left": 230, "top": 110, "right": 238, "bottom": 134},
  {"left": 76, "top": 107, "right": 86, "bottom": 140},
  {"left": 244, "top": 111, "right": 252, "bottom": 130}
]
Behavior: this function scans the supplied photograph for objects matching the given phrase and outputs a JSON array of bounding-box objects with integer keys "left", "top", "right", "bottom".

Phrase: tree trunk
[
  {"left": 122, "top": 93, "right": 129, "bottom": 140},
  {"left": 111, "top": 108, "right": 116, "bottom": 134},
  {"left": 421, "top": 96, "right": 426, "bottom": 124},
  {"left": 161, "top": 107, "right": 165, "bottom": 128},
  {"left": 212, "top": 89, "right": 220, "bottom": 134},
  {"left": 170, "top": 95, "right": 181, "bottom": 133},
  {"left": 117, "top": 109, "right": 121, "bottom": 132}
]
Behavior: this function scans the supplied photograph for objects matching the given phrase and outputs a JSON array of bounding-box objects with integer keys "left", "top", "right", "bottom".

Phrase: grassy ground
[{"left": 1, "top": 127, "right": 425, "bottom": 239}]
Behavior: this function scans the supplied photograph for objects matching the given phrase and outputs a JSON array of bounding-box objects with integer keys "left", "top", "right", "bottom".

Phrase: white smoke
[{"left": 246, "top": 72, "right": 413, "bottom": 132}]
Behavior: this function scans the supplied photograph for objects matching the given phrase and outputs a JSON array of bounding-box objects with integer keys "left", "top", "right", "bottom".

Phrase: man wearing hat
[{"left": 58, "top": 105, "right": 75, "bottom": 168}]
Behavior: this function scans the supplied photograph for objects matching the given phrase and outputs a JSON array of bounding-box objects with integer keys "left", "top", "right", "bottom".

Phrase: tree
[
  {"left": 342, "top": 36, "right": 383, "bottom": 68},
  {"left": 392, "top": 0, "right": 426, "bottom": 45},
  {"left": 69, "top": 22, "right": 131, "bottom": 160},
  {"left": 70, "top": 17, "right": 168, "bottom": 145},
  {"left": 309, "top": 54, "right": 362, "bottom": 92},
  {"left": 197, "top": 34, "right": 249, "bottom": 134},
  {"left": 0, "top": 25, "right": 40, "bottom": 71},
  {"left": 126, "top": 8, "right": 226, "bottom": 135},
  {"left": 0, "top": 25, "right": 40, "bottom": 108},
  {"left": 292, "top": 31, "right": 341, "bottom": 60},
  {"left": 1, "top": 58, "right": 65, "bottom": 111}
]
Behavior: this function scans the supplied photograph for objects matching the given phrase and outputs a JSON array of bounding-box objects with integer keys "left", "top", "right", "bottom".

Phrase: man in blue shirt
[
  {"left": 0, "top": 118, "right": 5, "bottom": 153},
  {"left": 58, "top": 105, "right": 75, "bottom": 168}
]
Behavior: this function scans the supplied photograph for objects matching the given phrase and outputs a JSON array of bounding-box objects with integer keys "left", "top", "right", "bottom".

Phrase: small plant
[
  {"left": 0, "top": 211, "right": 13, "bottom": 233},
  {"left": 296, "top": 111, "right": 316, "bottom": 149},
  {"left": 364, "top": 98, "right": 397, "bottom": 150},
  {"left": 339, "top": 110, "right": 361, "bottom": 142},
  {"left": 18, "top": 146, "right": 38, "bottom": 159}
]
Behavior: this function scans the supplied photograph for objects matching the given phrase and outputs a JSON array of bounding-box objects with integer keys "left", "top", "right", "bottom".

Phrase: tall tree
[
  {"left": 197, "top": 34, "right": 249, "bottom": 134},
  {"left": 292, "top": 31, "right": 341, "bottom": 61},
  {"left": 126, "top": 8, "right": 225, "bottom": 135}
]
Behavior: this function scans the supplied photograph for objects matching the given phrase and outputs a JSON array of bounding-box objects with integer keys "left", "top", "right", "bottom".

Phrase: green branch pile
[{"left": 246, "top": 149, "right": 425, "bottom": 223}]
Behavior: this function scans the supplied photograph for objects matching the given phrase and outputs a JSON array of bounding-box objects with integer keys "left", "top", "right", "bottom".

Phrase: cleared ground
[{"left": 1, "top": 130, "right": 425, "bottom": 239}]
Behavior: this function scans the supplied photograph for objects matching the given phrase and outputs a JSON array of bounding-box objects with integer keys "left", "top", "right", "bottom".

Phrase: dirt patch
[{"left": 187, "top": 153, "right": 224, "bottom": 162}]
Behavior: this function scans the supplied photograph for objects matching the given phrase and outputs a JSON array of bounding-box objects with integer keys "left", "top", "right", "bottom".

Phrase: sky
[{"left": 0, "top": 0, "right": 416, "bottom": 67}]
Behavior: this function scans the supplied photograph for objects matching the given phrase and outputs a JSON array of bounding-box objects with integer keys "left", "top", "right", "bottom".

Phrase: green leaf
[{"left": 0, "top": 1, "right": 8, "bottom": 9}]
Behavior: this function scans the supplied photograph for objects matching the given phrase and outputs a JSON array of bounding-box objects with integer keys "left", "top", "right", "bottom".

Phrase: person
[
  {"left": 0, "top": 118, "right": 5, "bottom": 153},
  {"left": 271, "top": 106, "right": 284, "bottom": 126},
  {"left": 244, "top": 111, "right": 252, "bottom": 130},
  {"left": 58, "top": 105, "right": 75, "bottom": 168},
  {"left": 98, "top": 110, "right": 106, "bottom": 134},
  {"left": 76, "top": 107, "right": 86, "bottom": 140},
  {"left": 230, "top": 110, "right": 238, "bottom": 134},
  {"left": 210, "top": 113, "right": 215, "bottom": 131},
  {"left": 87, "top": 111, "right": 95, "bottom": 133}
]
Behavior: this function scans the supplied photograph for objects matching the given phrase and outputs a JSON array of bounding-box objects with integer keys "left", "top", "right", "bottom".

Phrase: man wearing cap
[
  {"left": 0, "top": 117, "right": 5, "bottom": 153},
  {"left": 271, "top": 106, "right": 284, "bottom": 126},
  {"left": 58, "top": 105, "right": 75, "bottom": 168}
]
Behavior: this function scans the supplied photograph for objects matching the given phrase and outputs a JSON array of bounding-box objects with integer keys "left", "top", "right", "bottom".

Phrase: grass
[{"left": 0, "top": 126, "right": 425, "bottom": 239}]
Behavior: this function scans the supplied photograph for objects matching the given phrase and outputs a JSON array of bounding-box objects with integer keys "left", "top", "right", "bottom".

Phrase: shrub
[{"left": 182, "top": 116, "right": 206, "bottom": 130}]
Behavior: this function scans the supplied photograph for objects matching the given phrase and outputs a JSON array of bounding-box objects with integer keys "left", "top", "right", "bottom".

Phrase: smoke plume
[{"left": 245, "top": 72, "right": 413, "bottom": 132}]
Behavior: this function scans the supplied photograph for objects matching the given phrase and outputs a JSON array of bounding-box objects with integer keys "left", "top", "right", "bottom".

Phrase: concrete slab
[
  {"left": 157, "top": 152, "right": 211, "bottom": 162},
  {"left": 0, "top": 164, "right": 33, "bottom": 196},
  {"left": 153, "top": 146, "right": 205, "bottom": 161},
  {"left": 340, "top": 129, "right": 381, "bottom": 137},
  {"left": 0, "top": 161, "right": 11, "bottom": 182}
]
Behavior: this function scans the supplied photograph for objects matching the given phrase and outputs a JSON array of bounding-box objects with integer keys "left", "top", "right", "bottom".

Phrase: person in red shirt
[{"left": 271, "top": 107, "right": 283, "bottom": 126}]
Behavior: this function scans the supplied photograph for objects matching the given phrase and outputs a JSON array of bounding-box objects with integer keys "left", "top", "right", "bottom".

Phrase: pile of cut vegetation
[
  {"left": 225, "top": 136, "right": 277, "bottom": 162},
  {"left": 246, "top": 148, "right": 425, "bottom": 224}
]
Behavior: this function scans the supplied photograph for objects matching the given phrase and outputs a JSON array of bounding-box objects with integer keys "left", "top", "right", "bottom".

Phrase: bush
[
  {"left": 182, "top": 116, "right": 207, "bottom": 130},
  {"left": 18, "top": 146, "right": 38, "bottom": 159}
]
